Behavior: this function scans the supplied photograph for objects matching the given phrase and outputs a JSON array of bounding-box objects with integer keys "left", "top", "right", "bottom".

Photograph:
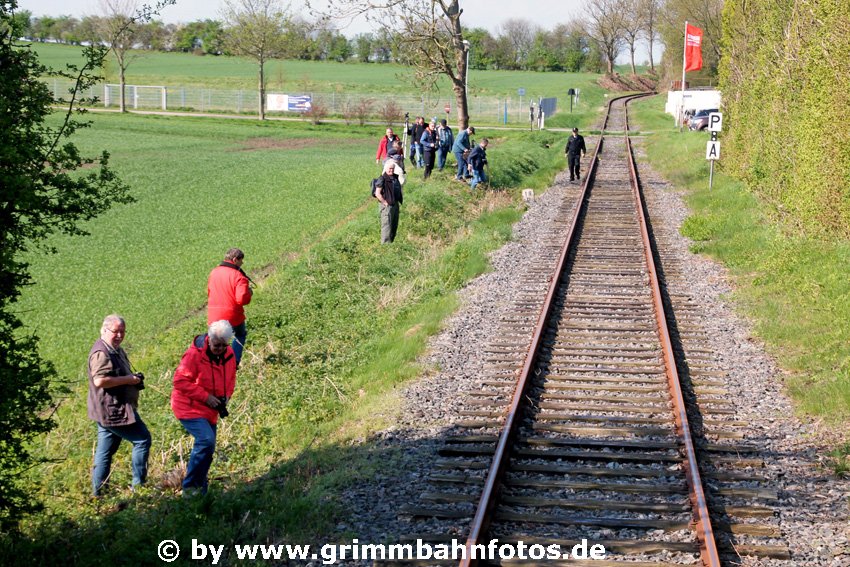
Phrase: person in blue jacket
[
  {"left": 452, "top": 125, "right": 475, "bottom": 181},
  {"left": 467, "top": 138, "right": 489, "bottom": 190}
]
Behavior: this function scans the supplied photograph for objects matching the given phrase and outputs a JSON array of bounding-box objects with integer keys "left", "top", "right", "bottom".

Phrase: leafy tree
[
  {"left": 30, "top": 15, "right": 56, "bottom": 41},
  {"left": 174, "top": 19, "right": 225, "bottom": 54},
  {"left": 222, "top": 0, "right": 290, "bottom": 120},
  {"left": 8, "top": 7, "right": 27, "bottom": 36},
  {"left": 462, "top": 27, "right": 494, "bottom": 70},
  {"left": 0, "top": 0, "right": 171, "bottom": 530},
  {"left": 351, "top": 32, "right": 370, "bottom": 62}
]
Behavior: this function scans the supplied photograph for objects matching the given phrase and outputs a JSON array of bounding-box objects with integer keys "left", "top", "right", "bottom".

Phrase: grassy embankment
[
  {"left": 32, "top": 42, "right": 608, "bottom": 128},
  {"left": 629, "top": 95, "right": 850, "bottom": 426},
  {"left": 2, "top": 109, "right": 570, "bottom": 564}
]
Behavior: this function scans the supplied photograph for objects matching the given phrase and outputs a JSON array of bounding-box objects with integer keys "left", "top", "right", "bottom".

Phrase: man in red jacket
[
  {"left": 172, "top": 320, "right": 237, "bottom": 495},
  {"left": 208, "top": 248, "right": 252, "bottom": 366}
]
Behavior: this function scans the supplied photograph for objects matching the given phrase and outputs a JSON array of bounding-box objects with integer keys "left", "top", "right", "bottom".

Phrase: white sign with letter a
[{"left": 706, "top": 141, "right": 720, "bottom": 160}]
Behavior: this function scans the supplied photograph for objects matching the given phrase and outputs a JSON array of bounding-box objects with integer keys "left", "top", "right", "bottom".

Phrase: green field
[{"left": 32, "top": 42, "right": 609, "bottom": 128}]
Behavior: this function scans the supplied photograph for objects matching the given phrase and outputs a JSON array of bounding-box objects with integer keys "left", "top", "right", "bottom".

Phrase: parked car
[{"left": 688, "top": 108, "right": 719, "bottom": 131}]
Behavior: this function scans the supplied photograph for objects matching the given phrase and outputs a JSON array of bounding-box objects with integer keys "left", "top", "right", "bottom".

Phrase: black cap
[
  {"left": 469, "top": 126, "right": 476, "bottom": 134},
  {"left": 572, "top": 127, "right": 578, "bottom": 133}
]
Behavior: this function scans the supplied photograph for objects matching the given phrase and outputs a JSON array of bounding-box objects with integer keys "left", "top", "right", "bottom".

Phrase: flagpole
[{"left": 679, "top": 20, "right": 688, "bottom": 130}]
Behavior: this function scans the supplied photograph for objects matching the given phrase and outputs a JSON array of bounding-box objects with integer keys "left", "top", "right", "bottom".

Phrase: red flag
[{"left": 685, "top": 24, "right": 703, "bottom": 72}]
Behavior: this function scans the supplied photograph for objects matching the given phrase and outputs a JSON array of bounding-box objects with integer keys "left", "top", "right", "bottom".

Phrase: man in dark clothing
[
  {"left": 437, "top": 119, "right": 454, "bottom": 171},
  {"left": 88, "top": 314, "right": 150, "bottom": 496},
  {"left": 409, "top": 116, "right": 425, "bottom": 168},
  {"left": 467, "top": 138, "right": 489, "bottom": 190},
  {"left": 421, "top": 120, "right": 438, "bottom": 179},
  {"left": 565, "top": 127, "right": 586, "bottom": 182},
  {"left": 373, "top": 160, "right": 404, "bottom": 243}
]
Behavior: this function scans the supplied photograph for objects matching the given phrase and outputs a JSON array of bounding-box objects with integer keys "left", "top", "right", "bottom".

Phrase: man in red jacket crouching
[
  {"left": 208, "top": 248, "right": 252, "bottom": 366},
  {"left": 172, "top": 320, "right": 237, "bottom": 496}
]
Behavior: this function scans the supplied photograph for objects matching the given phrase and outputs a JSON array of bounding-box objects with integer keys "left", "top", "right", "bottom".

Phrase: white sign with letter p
[{"left": 708, "top": 112, "right": 723, "bottom": 132}]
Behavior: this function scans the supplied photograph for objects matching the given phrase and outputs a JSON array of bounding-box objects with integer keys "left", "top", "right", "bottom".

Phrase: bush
[
  {"left": 377, "top": 100, "right": 402, "bottom": 126},
  {"left": 303, "top": 100, "right": 328, "bottom": 125}
]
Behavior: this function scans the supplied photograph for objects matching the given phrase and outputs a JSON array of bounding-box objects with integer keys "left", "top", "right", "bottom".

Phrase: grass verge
[{"left": 630, "top": 95, "right": 850, "bottom": 423}]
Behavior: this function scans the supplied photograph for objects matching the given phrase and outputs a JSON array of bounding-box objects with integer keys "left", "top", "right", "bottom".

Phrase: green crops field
[
  {"left": 32, "top": 42, "right": 604, "bottom": 94},
  {"left": 32, "top": 43, "right": 610, "bottom": 128},
  {"left": 22, "top": 114, "right": 377, "bottom": 379}
]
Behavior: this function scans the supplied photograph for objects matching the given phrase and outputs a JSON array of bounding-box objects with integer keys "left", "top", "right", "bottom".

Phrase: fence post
[
  {"left": 162, "top": 87, "right": 167, "bottom": 110},
  {"left": 104, "top": 84, "right": 110, "bottom": 107}
]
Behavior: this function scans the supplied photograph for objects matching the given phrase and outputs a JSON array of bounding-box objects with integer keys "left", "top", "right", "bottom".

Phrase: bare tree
[
  {"left": 584, "top": 0, "right": 625, "bottom": 75},
  {"left": 620, "top": 0, "right": 642, "bottom": 74},
  {"left": 222, "top": 0, "right": 290, "bottom": 120},
  {"left": 99, "top": 0, "right": 140, "bottom": 113},
  {"left": 498, "top": 18, "right": 538, "bottom": 69},
  {"left": 639, "top": 0, "right": 659, "bottom": 72},
  {"left": 309, "top": 0, "right": 473, "bottom": 128}
]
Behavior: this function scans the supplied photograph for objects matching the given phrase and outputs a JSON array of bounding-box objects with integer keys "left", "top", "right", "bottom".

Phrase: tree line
[{"left": 17, "top": 10, "right": 649, "bottom": 73}]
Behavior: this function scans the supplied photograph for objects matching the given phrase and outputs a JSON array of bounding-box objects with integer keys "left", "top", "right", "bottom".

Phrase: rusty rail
[
  {"left": 459, "top": 93, "right": 720, "bottom": 567},
  {"left": 624, "top": 97, "right": 721, "bottom": 566}
]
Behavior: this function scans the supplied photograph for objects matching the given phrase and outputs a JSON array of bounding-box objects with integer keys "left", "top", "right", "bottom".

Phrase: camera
[
  {"left": 133, "top": 372, "right": 145, "bottom": 390},
  {"left": 404, "top": 112, "right": 409, "bottom": 119},
  {"left": 217, "top": 396, "right": 229, "bottom": 418}
]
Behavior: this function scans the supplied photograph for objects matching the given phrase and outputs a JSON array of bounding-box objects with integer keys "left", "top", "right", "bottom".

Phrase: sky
[{"left": 19, "top": 0, "right": 659, "bottom": 63}]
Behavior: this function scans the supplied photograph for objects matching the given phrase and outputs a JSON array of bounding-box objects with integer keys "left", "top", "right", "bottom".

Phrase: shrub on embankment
[{"left": 718, "top": 0, "right": 850, "bottom": 238}]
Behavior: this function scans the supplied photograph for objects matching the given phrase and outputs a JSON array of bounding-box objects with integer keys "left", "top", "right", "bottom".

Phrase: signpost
[
  {"left": 706, "top": 112, "right": 722, "bottom": 189},
  {"left": 518, "top": 88, "right": 525, "bottom": 121}
]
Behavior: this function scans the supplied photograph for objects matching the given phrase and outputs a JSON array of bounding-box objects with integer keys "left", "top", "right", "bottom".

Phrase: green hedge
[{"left": 719, "top": 0, "right": 850, "bottom": 237}]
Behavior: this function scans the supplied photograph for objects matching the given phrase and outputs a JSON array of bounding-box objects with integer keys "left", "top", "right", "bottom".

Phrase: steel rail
[
  {"left": 459, "top": 94, "right": 636, "bottom": 567},
  {"left": 623, "top": 96, "right": 721, "bottom": 566}
]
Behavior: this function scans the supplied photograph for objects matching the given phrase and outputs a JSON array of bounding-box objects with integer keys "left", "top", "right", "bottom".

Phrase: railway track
[{"left": 392, "top": 95, "right": 789, "bottom": 566}]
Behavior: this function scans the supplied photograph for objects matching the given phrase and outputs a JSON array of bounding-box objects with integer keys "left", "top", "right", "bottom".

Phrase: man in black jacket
[
  {"left": 374, "top": 160, "right": 404, "bottom": 243},
  {"left": 565, "top": 127, "right": 586, "bottom": 182},
  {"left": 468, "top": 138, "right": 489, "bottom": 190}
]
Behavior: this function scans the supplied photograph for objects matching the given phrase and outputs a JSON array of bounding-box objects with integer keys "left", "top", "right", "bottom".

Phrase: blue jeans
[
  {"left": 470, "top": 167, "right": 488, "bottom": 190},
  {"left": 454, "top": 150, "right": 466, "bottom": 179},
  {"left": 232, "top": 321, "right": 247, "bottom": 366},
  {"left": 411, "top": 142, "right": 423, "bottom": 168},
  {"left": 437, "top": 147, "right": 449, "bottom": 170},
  {"left": 179, "top": 418, "right": 217, "bottom": 493},
  {"left": 92, "top": 411, "right": 151, "bottom": 495}
]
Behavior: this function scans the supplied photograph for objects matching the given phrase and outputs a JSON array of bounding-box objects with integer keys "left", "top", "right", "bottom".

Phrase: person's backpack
[{"left": 371, "top": 177, "right": 379, "bottom": 198}]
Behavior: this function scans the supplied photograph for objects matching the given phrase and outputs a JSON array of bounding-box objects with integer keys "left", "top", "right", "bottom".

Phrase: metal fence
[{"left": 43, "top": 78, "right": 564, "bottom": 124}]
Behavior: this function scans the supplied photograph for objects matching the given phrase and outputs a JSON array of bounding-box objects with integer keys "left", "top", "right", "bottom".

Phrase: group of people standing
[
  {"left": 87, "top": 248, "right": 252, "bottom": 497},
  {"left": 372, "top": 118, "right": 491, "bottom": 244}
]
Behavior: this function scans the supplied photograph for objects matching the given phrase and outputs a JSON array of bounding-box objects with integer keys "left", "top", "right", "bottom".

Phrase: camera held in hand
[
  {"left": 217, "top": 396, "right": 229, "bottom": 418},
  {"left": 134, "top": 372, "right": 145, "bottom": 390}
]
